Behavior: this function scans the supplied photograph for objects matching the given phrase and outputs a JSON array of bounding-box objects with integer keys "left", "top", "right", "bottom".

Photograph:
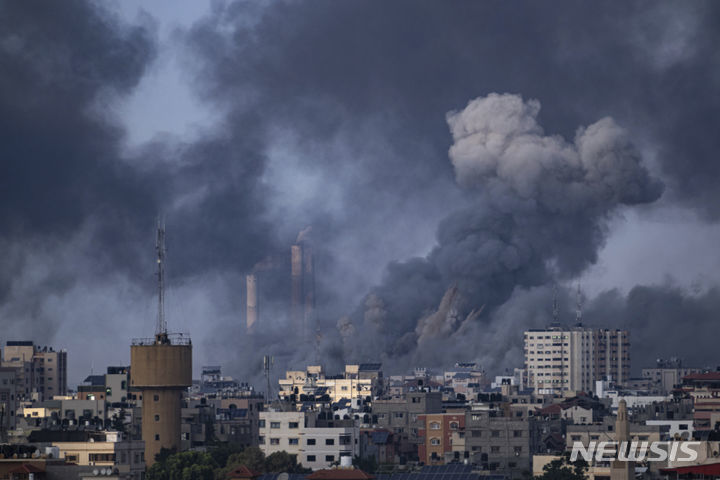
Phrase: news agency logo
[{"left": 570, "top": 441, "right": 701, "bottom": 463}]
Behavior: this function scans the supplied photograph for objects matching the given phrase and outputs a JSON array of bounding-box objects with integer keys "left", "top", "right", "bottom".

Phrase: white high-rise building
[{"left": 524, "top": 325, "right": 629, "bottom": 395}]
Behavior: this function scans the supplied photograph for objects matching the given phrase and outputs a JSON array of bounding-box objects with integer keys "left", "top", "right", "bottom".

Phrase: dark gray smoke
[
  {"left": 341, "top": 93, "right": 662, "bottom": 372},
  {"left": 3, "top": 1, "right": 720, "bottom": 387}
]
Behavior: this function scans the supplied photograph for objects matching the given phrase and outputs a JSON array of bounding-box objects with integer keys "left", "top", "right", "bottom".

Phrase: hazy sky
[{"left": 2, "top": 1, "right": 720, "bottom": 388}]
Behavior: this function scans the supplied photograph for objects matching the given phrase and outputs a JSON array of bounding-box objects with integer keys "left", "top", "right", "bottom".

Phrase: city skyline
[{"left": 2, "top": 1, "right": 720, "bottom": 390}]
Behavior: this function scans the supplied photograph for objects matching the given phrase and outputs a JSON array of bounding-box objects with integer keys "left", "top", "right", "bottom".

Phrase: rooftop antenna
[
  {"left": 155, "top": 218, "right": 168, "bottom": 343},
  {"left": 552, "top": 284, "right": 559, "bottom": 323},
  {"left": 263, "top": 355, "right": 274, "bottom": 403},
  {"left": 575, "top": 283, "right": 583, "bottom": 325}
]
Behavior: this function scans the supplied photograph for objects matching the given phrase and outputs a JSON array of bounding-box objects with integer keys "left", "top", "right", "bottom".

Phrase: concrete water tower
[{"left": 130, "top": 222, "right": 192, "bottom": 466}]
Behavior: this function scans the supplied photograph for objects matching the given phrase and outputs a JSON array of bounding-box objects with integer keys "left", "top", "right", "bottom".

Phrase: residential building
[
  {"left": 279, "top": 364, "right": 382, "bottom": 403},
  {"left": 1, "top": 341, "right": 68, "bottom": 401},
  {"left": 258, "top": 410, "right": 358, "bottom": 470},
  {"left": 642, "top": 358, "right": 702, "bottom": 394},
  {"left": 30, "top": 430, "right": 145, "bottom": 480},
  {"left": 462, "top": 409, "right": 531, "bottom": 476},
  {"left": 372, "top": 391, "right": 442, "bottom": 460},
  {"left": 417, "top": 412, "right": 465, "bottom": 465},
  {"left": 524, "top": 326, "right": 630, "bottom": 394},
  {"left": 0, "top": 367, "right": 18, "bottom": 435}
]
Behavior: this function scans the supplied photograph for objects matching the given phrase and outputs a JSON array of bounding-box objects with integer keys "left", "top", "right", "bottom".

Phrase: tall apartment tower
[
  {"left": 523, "top": 325, "right": 629, "bottom": 395},
  {"left": 1, "top": 341, "right": 67, "bottom": 401},
  {"left": 130, "top": 223, "right": 192, "bottom": 466}
]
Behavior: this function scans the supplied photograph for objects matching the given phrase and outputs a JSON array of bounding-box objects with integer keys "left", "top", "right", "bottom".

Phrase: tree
[
  {"left": 219, "top": 446, "right": 266, "bottom": 478},
  {"left": 207, "top": 442, "right": 245, "bottom": 469},
  {"left": 265, "top": 451, "right": 309, "bottom": 473},
  {"left": 534, "top": 453, "right": 588, "bottom": 480},
  {"left": 147, "top": 451, "right": 217, "bottom": 480},
  {"left": 353, "top": 455, "right": 378, "bottom": 473}
]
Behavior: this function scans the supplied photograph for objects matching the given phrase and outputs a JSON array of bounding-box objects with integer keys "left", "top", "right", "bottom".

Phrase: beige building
[
  {"left": 258, "top": 411, "right": 358, "bottom": 470},
  {"left": 524, "top": 326, "right": 629, "bottom": 394},
  {"left": 53, "top": 431, "right": 145, "bottom": 480},
  {"left": 278, "top": 364, "right": 382, "bottom": 402},
  {"left": 1, "top": 341, "right": 67, "bottom": 401}
]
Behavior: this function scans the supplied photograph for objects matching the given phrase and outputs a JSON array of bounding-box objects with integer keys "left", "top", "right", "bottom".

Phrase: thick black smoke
[
  {"left": 2, "top": 1, "right": 720, "bottom": 386},
  {"left": 341, "top": 93, "right": 662, "bottom": 372}
]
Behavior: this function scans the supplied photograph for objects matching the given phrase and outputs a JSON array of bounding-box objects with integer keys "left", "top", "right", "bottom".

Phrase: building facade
[
  {"left": 258, "top": 410, "right": 358, "bottom": 470},
  {"left": 1, "top": 341, "right": 67, "bottom": 401},
  {"left": 524, "top": 326, "right": 629, "bottom": 394}
]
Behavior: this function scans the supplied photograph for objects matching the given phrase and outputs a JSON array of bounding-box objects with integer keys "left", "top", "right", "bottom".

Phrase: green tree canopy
[
  {"left": 265, "top": 451, "right": 309, "bottom": 473},
  {"left": 535, "top": 453, "right": 588, "bottom": 480},
  {"left": 147, "top": 451, "right": 218, "bottom": 480}
]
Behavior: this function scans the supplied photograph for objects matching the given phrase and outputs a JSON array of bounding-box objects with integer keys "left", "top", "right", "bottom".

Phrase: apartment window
[
  {"left": 326, "top": 438, "right": 335, "bottom": 445},
  {"left": 153, "top": 394, "right": 159, "bottom": 402},
  {"left": 65, "top": 454, "right": 78, "bottom": 463},
  {"left": 430, "top": 438, "right": 441, "bottom": 446},
  {"left": 289, "top": 438, "right": 299, "bottom": 445},
  {"left": 154, "top": 414, "right": 160, "bottom": 422},
  {"left": 270, "top": 438, "right": 280, "bottom": 445},
  {"left": 491, "top": 446, "right": 500, "bottom": 453},
  {"left": 450, "top": 421, "right": 459, "bottom": 430},
  {"left": 325, "top": 455, "right": 334, "bottom": 462},
  {"left": 259, "top": 420, "right": 266, "bottom": 428},
  {"left": 514, "top": 447, "right": 522, "bottom": 455},
  {"left": 307, "top": 455, "right": 316, "bottom": 462},
  {"left": 89, "top": 454, "right": 116, "bottom": 462},
  {"left": 571, "top": 435, "right": 581, "bottom": 441},
  {"left": 270, "top": 422, "right": 281, "bottom": 429},
  {"left": 491, "top": 430, "right": 500, "bottom": 437},
  {"left": 307, "top": 438, "right": 316, "bottom": 445},
  {"left": 430, "top": 421, "right": 441, "bottom": 430},
  {"left": 289, "top": 422, "right": 299, "bottom": 429},
  {"left": 154, "top": 434, "right": 160, "bottom": 441},
  {"left": 471, "top": 430, "right": 482, "bottom": 437},
  {"left": 259, "top": 436, "right": 265, "bottom": 445}
]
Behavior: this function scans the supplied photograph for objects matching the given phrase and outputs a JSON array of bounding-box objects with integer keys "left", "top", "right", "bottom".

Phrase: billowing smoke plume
[
  {"left": 3, "top": 1, "right": 720, "bottom": 388},
  {"left": 341, "top": 93, "right": 663, "bottom": 372}
]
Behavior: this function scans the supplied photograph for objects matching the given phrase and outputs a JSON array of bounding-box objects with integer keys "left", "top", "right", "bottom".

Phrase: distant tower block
[
  {"left": 246, "top": 274, "right": 258, "bottom": 334},
  {"left": 130, "top": 222, "right": 192, "bottom": 466},
  {"left": 290, "top": 244, "right": 304, "bottom": 336}
]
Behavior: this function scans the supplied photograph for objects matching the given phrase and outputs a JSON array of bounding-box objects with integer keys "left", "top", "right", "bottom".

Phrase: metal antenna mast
[
  {"left": 156, "top": 219, "right": 168, "bottom": 340},
  {"left": 552, "top": 284, "right": 559, "bottom": 322}
]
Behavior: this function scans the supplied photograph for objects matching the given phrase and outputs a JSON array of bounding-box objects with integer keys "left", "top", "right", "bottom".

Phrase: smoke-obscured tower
[
  {"left": 246, "top": 273, "right": 258, "bottom": 334},
  {"left": 130, "top": 222, "right": 192, "bottom": 466},
  {"left": 290, "top": 227, "right": 315, "bottom": 340}
]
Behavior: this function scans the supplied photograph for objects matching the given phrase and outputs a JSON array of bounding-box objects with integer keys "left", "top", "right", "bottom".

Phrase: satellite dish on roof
[
  {"left": 93, "top": 469, "right": 99, "bottom": 476},
  {"left": 278, "top": 473, "right": 290, "bottom": 480}
]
